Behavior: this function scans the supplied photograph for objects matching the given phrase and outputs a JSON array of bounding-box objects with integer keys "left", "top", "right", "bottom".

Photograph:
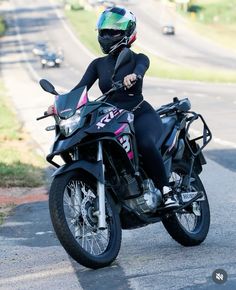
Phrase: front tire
[
  {"left": 49, "top": 170, "right": 122, "bottom": 269},
  {"left": 162, "top": 162, "right": 210, "bottom": 246}
]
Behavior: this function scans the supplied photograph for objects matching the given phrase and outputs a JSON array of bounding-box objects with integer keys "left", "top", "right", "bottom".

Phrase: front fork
[{"left": 95, "top": 141, "right": 106, "bottom": 229}]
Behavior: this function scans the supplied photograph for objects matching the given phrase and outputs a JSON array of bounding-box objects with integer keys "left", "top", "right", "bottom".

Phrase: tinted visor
[{"left": 99, "top": 29, "right": 125, "bottom": 37}]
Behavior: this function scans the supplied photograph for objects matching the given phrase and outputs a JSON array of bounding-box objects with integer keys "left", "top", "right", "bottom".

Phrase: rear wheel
[
  {"left": 162, "top": 162, "right": 210, "bottom": 246},
  {"left": 49, "top": 170, "right": 121, "bottom": 269}
]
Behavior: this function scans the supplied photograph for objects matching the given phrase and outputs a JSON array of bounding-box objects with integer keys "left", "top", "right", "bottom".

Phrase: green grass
[
  {"left": 0, "top": 16, "right": 6, "bottom": 36},
  {"left": 183, "top": 0, "right": 236, "bottom": 52},
  {"left": 188, "top": 0, "right": 236, "bottom": 24},
  {"left": 142, "top": 48, "right": 236, "bottom": 83},
  {"left": 65, "top": 7, "right": 236, "bottom": 83},
  {"left": 0, "top": 212, "right": 4, "bottom": 225},
  {"left": 65, "top": 8, "right": 101, "bottom": 55},
  {"left": 0, "top": 82, "right": 46, "bottom": 187}
]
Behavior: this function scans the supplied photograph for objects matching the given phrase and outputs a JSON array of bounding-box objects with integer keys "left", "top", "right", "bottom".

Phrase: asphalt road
[
  {"left": 130, "top": 0, "right": 236, "bottom": 70},
  {"left": 0, "top": 0, "right": 236, "bottom": 289}
]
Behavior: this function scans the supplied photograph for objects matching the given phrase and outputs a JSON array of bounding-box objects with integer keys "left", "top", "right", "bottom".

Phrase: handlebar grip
[{"left": 137, "top": 74, "right": 142, "bottom": 80}]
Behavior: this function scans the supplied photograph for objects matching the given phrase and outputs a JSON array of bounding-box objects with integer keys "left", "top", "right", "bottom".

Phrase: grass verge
[
  {"left": 65, "top": 7, "right": 236, "bottom": 83},
  {"left": 181, "top": 0, "right": 236, "bottom": 52},
  {"left": 0, "top": 81, "right": 46, "bottom": 188},
  {"left": 0, "top": 15, "right": 6, "bottom": 36}
]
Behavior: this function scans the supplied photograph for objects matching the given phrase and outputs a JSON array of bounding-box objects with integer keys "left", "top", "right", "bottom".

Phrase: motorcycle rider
[{"left": 48, "top": 6, "right": 178, "bottom": 208}]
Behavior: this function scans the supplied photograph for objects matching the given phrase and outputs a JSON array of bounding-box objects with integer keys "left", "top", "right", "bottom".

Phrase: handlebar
[
  {"left": 95, "top": 75, "right": 142, "bottom": 102},
  {"left": 37, "top": 75, "right": 142, "bottom": 120}
]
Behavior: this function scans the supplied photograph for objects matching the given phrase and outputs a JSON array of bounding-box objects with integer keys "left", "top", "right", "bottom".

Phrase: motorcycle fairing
[{"left": 55, "top": 86, "right": 88, "bottom": 119}]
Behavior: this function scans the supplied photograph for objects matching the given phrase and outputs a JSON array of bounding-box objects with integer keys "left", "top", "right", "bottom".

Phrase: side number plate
[{"left": 181, "top": 191, "right": 205, "bottom": 203}]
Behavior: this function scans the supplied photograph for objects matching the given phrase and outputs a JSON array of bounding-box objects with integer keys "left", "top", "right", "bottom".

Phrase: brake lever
[{"left": 36, "top": 111, "right": 53, "bottom": 121}]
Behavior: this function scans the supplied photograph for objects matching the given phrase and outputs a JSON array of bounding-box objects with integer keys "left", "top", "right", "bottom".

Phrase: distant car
[
  {"left": 32, "top": 42, "right": 48, "bottom": 56},
  {"left": 162, "top": 25, "right": 175, "bottom": 35},
  {"left": 41, "top": 52, "right": 63, "bottom": 68}
]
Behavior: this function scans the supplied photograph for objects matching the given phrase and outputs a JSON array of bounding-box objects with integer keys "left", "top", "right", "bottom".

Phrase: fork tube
[{"left": 97, "top": 141, "right": 106, "bottom": 229}]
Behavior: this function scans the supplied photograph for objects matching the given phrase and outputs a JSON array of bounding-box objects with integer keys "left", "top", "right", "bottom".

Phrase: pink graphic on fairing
[
  {"left": 53, "top": 95, "right": 59, "bottom": 114},
  {"left": 117, "top": 134, "right": 134, "bottom": 160},
  {"left": 127, "top": 151, "right": 134, "bottom": 160},
  {"left": 77, "top": 87, "right": 88, "bottom": 108},
  {"left": 115, "top": 124, "right": 127, "bottom": 135}
]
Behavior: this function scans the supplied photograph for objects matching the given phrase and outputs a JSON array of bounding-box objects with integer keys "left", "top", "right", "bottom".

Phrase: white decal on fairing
[{"left": 96, "top": 109, "right": 123, "bottom": 129}]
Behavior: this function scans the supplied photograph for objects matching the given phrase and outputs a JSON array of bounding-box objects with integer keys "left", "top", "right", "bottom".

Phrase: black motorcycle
[{"left": 37, "top": 48, "right": 212, "bottom": 269}]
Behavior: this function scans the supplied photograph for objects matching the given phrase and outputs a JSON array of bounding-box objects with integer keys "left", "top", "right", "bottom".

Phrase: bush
[{"left": 0, "top": 16, "right": 6, "bottom": 36}]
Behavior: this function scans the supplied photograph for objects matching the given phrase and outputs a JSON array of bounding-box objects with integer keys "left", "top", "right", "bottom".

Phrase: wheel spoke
[{"left": 62, "top": 178, "right": 110, "bottom": 256}]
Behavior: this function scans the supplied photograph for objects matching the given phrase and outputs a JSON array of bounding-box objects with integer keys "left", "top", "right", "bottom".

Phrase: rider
[{"left": 48, "top": 6, "right": 178, "bottom": 208}]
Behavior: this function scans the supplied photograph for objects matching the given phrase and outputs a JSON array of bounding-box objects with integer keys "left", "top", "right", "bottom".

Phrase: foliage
[
  {"left": 0, "top": 82, "right": 46, "bottom": 187},
  {"left": 0, "top": 15, "right": 6, "bottom": 36}
]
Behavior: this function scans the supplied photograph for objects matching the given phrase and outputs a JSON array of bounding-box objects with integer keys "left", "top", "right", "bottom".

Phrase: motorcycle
[{"left": 37, "top": 48, "right": 212, "bottom": 269}]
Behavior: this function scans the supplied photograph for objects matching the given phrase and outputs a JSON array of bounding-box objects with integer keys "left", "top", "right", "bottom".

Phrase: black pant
[{"left": 133, "top": 101, "right": 169, "bottom": 189}]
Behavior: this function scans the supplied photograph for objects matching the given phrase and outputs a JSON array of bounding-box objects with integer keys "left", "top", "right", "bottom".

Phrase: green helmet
[{"left": 97, "top": 6, "right": 137, "bottom": 54}]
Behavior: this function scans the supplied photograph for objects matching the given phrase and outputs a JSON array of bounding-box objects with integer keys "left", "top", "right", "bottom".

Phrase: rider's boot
[{"left": 162, "top": 186, "right": 179, "bottom": 209}]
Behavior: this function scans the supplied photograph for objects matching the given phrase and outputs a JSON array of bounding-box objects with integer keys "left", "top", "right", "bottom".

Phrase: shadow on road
[
  {"left": 0, "top": 201, "right": 58, "bottom": 247},
  {"left": 205, "top": 149, "right": 236, "bottom": 172},
  {"left": 72, "top": 260, "right": 132, "bottom": 290}
]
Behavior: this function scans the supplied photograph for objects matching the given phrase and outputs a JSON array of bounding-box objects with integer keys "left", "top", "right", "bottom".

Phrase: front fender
[{"left": 52, "top": 160, "right": 104, "bottom": 183}]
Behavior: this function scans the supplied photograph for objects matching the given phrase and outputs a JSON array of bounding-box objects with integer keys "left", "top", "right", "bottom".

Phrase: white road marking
[
  {"left": 166, "top": 89, "right": 176, "bottom": 93},
  {"left": 35, "top": 231, "right": 53, "bottom": 235},
  {"left": 13, "top": 12, "right": 41, "bottom": 82},
  {"left": 194, "top": 93, "right": 206, "bottom": 98},
  {"left": 190, "top": 129, "right": 236, "bottom": 149}
]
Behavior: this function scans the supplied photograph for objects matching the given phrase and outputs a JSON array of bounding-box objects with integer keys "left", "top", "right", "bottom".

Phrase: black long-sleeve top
[{"left": 72, "top": 51, "right": 150, "bottom": 111}]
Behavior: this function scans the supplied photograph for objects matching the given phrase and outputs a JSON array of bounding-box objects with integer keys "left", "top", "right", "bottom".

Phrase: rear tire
[
  {"left": 162, "top": 162, "right": 210, "bottom": 246},
  {"left": 49, "top": 170, "right": 122, "bottom": 269}
]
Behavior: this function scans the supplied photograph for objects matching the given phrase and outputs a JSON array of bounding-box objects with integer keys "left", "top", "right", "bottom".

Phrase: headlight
[
  {"left": 55, "top": 58, "right": 62, "bottom": 63},
  {"left": 59, "top": 110, "right": 82, "bottom": 137},
  {"left": 41, "top": 59, "right": 47, "bottom": 64}
]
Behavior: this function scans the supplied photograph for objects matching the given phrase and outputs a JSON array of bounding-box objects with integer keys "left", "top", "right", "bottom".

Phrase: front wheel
[
  {"left": 49, "top": 171, "right": 122, "bottom": 269},
  {"left": 162, "top": 162, "right": 210, "bottom": 246}
]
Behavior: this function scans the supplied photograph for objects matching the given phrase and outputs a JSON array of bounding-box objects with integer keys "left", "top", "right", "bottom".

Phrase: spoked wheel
[
  {"left": 49, "top": 171, "right": 121, "bottom": 269},
  {"left": 162, "top": 162, "right": 210, "bottom": 246}
]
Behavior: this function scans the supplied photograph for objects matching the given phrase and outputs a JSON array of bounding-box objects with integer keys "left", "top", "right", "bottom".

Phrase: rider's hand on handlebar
[
  {"left": 123, "top": 73, "right": 137, "bottom": 89},
  {"left": 47, "top": 105, "right": 55, "bottom": 115}
]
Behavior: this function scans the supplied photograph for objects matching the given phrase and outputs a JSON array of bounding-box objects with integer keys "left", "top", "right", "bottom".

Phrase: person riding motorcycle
[{"left": 48, "top": 6, "right": 178, "bottom": 208}]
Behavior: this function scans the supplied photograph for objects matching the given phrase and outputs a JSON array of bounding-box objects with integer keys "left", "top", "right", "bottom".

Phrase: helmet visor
[{"left": 97, "top": 11, "right": 131, "bottom": 31}]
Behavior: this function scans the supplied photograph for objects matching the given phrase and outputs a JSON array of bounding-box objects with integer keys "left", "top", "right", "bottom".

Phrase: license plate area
[{"left": 181, "top": 191, "right": 205, "bottom": 203}]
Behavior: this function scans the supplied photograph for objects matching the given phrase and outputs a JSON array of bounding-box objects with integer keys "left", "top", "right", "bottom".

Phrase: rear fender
[{"left": 52, "top": 160, "right": 104, "bottom": 183}]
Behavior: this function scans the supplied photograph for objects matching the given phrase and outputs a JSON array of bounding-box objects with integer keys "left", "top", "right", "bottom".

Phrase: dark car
[
  {"left": 41, "top": 52, "right": 63, "bottom": 68},
  {"left": 32, "top": 42, "right": 48, "bottom": 56},
  {"left": 162, "top": 25, "right": 175, "bottom": 35}
]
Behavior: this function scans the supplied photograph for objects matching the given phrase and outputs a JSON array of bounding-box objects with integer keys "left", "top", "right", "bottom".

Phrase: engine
[{"left": 125, "top": 179, "right": 163, "bottom": 214}]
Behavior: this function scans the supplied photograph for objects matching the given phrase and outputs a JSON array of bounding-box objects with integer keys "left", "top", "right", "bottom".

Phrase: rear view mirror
[
  {"left": 39, "top": 79, "right": 58, "bottom": 95},
  {"left": 113, "top": 48, "right": 132, "bottom": 79}
]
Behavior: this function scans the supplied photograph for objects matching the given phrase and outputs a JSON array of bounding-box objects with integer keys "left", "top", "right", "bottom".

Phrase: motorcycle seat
[{"left": 156, "top": 116, "right": 177, "bottom": 148}]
